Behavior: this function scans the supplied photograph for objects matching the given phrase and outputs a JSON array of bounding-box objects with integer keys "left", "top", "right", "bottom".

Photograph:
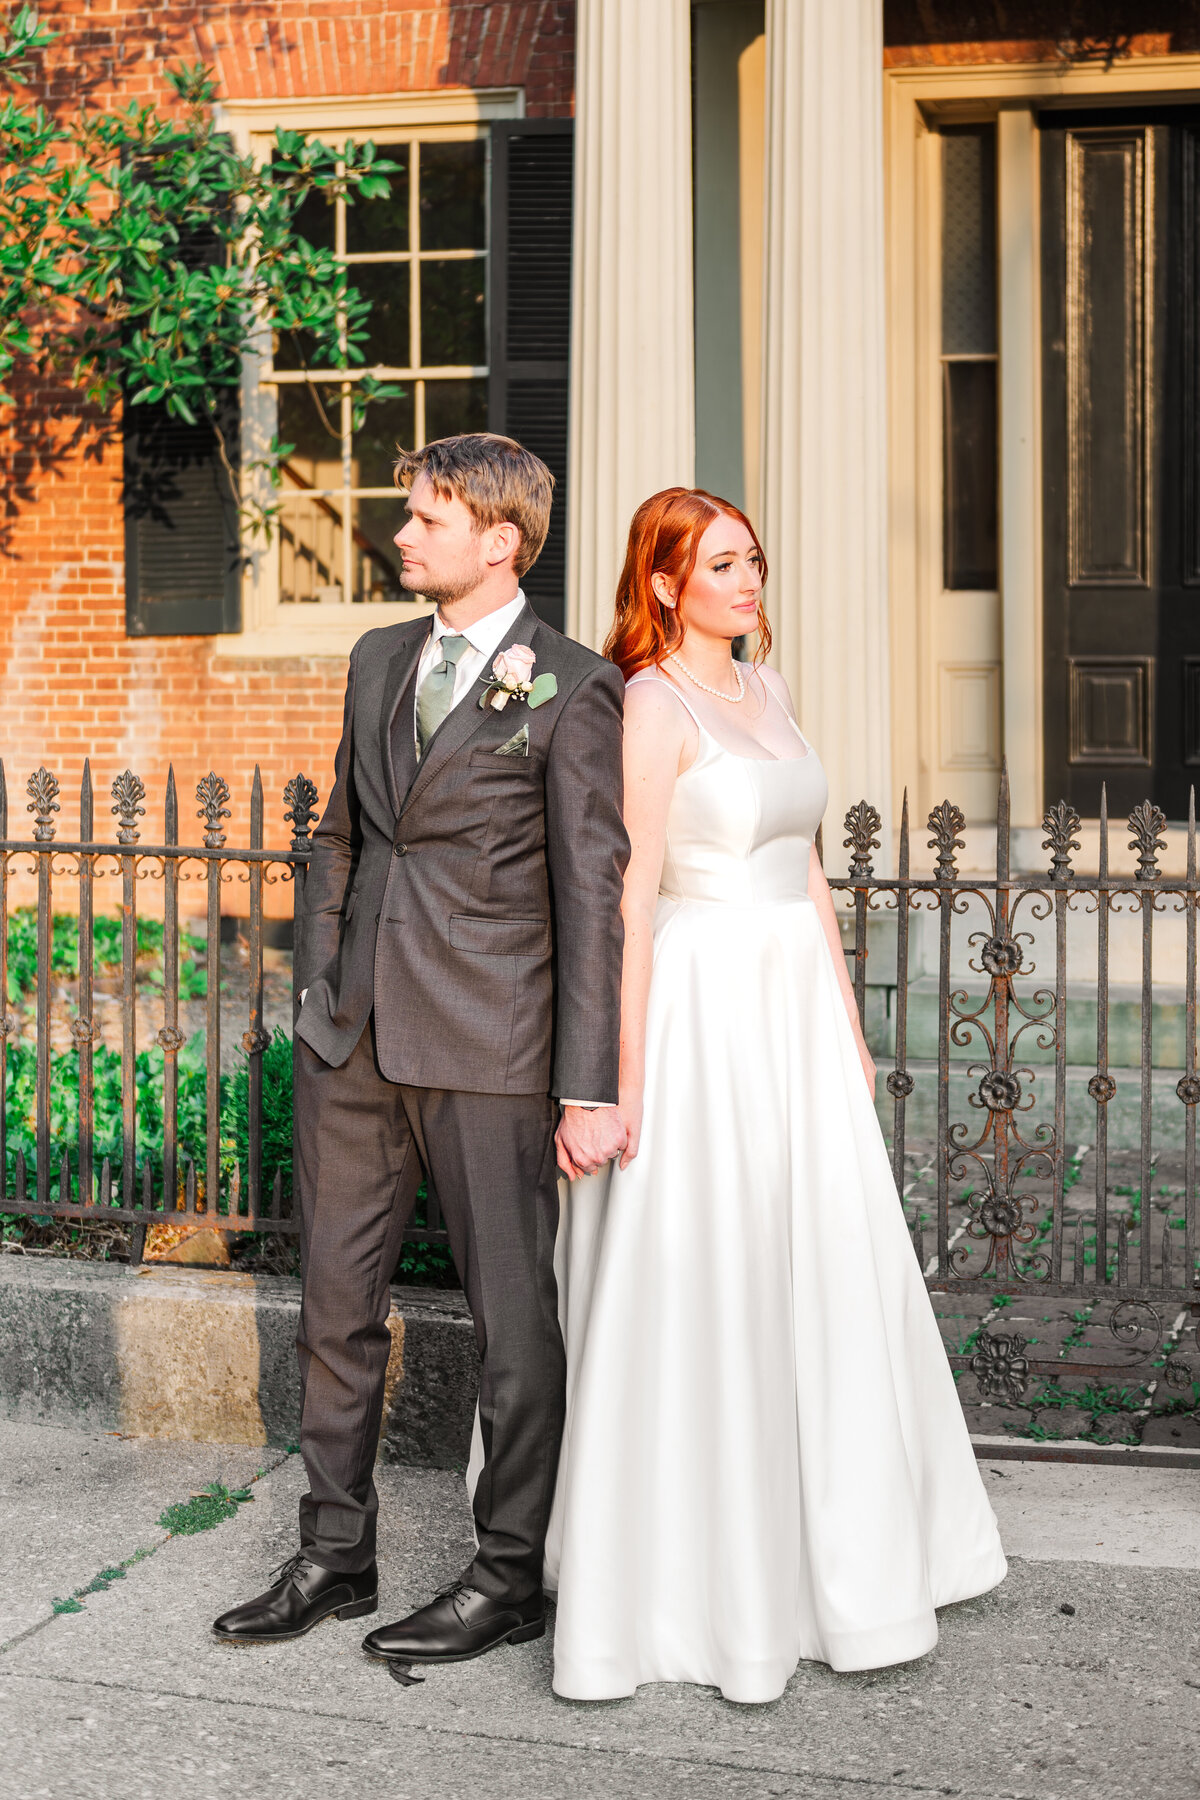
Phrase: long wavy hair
[{"left": 603, "top": 487, "right": 771, "bottom": 681}]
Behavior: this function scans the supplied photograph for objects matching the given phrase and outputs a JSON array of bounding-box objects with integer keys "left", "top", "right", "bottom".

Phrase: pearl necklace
[{"left": 669, "top": 652, "right": 746, "bottom": 703}]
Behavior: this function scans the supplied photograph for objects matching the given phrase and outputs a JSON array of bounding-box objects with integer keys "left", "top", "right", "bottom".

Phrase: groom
[{"left": 213, "top": 434, "right": 628, "bottom": 1664}]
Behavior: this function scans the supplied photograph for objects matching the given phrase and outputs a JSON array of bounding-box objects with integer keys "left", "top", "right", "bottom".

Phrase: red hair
[{"left": 603, "top": 487, "right": 771, "bottom": 681}]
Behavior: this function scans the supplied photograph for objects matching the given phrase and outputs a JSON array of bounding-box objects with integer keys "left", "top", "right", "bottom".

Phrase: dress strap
[
  {"left": 625, "top": 670, "right": 706, "bottom": 733},
  {"left": 758, "top": 672, "right": 810, "bottom": 753}
]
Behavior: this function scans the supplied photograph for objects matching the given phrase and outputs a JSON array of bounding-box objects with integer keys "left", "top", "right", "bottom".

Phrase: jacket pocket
[
  {"left": 449, "top": 913, "right": 551, "bottom": 957},
  {"left": 468, "top": 748, "right": 542, "bottom": 774}
]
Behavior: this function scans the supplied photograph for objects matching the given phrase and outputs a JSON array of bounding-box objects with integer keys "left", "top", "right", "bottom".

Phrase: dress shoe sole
[
  {"left": 213, "top": 1593, "right": 378, "bottom": 1644},
  {"left": 363, "top": 1616, "right": 545, "bottom": 1665}
]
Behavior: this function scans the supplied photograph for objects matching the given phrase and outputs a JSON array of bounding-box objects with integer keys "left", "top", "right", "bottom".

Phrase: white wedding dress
[{"left": 541, "top": 675, "right": 1006, "bottom": 1704}]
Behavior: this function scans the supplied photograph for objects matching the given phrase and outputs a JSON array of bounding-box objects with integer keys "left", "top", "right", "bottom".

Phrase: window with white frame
[
  {"left": 267, "top": 128, "right": 489, "bottom": 607},
  {"left": 940, "top": 123, "right": 998, "bottom": 593}
]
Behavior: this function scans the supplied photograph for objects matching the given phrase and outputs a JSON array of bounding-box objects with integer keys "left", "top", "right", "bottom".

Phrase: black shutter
[
  {"left": 489, "top": 120, "right": 573, "bottom": 632},
  {"left": 124, "top": 398, "right": 241, "bottom": 637},
  {"left": 123, "top": 210, "right": 241, "bottom": 637}
]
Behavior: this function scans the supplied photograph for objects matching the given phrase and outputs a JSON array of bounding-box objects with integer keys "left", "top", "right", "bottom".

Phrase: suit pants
[{"left": 293, "top": 1019, "right": 565, "bottom": 1601}]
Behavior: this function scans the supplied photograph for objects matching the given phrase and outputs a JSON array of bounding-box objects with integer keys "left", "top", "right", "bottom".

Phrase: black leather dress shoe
[
  {"left": 362, "top": 1580, "right": 545, "bottom": 1665},
  {"left": 212, "top": 1553, "right": 378, "bottom": 1643}
]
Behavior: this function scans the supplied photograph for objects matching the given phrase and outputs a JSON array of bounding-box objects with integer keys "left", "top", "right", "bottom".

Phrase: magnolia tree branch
[{"left": 0, "top": 6, "right": 406, "bottom": 537}]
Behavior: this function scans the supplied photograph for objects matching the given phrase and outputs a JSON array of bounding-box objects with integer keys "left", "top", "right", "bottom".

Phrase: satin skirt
[{"left": 541, "top": 894, "right": 1007, "bottom": 1704}]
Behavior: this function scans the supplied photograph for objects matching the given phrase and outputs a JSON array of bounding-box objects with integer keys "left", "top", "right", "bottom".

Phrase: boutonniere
[{"left": 478, "top": 644, "right": 558, "bottom": 712}]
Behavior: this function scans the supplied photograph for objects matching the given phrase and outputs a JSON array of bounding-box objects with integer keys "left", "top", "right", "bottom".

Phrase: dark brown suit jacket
[{"left": 294, "top": 602, "right": 629, "bottom": 1100}]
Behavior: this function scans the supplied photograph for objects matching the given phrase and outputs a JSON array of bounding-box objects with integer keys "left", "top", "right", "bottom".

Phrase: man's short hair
[{"left": 394, "top": 433, "right": 554, "bottom": 578}]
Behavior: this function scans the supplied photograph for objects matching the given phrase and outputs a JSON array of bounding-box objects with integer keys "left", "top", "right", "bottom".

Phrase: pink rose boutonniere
[{"left": 478, "top": 644, "right": 558, "bottom": 712}]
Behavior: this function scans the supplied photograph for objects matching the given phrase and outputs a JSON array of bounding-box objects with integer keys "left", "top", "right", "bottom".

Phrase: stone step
[
  {"left": 0, "top": 1258, "right": 476, "bottom": 1469},
  {"left": 858, "top": 978, "right": 1197, "bottom": 1070},
  {"left": 871, "top": 1057, "right": 1193, "bottom": 1154}
]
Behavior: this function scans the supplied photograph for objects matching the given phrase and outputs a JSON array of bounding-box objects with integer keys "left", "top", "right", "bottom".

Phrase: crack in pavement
[
  {"left": 0, "top": 1446, "right": 291, "bottom": 1657},
  {"left": 0, "top": 1668, "right": 1041, "bottom": 1800}
]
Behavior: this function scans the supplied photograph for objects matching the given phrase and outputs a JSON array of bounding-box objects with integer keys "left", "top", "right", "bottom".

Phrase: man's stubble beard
[{"left": 399, "top": 560, "right": 486, "bottom": 608}]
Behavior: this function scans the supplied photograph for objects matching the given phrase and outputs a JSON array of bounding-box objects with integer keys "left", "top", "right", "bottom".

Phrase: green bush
[
  {"left": 5, "top": 907, "right": 207, "bottom": 1004},
  {"left": 2, "top": 1028, "right": 458, "bottom": 1283},
  {"left": 2, "top": 1026, "right": 293, "bottom": 1205}
]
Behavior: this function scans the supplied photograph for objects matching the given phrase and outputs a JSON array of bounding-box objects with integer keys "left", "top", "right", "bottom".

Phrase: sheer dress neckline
[{"left": 625, "top": 669, "right": 810, "bottom": 765}]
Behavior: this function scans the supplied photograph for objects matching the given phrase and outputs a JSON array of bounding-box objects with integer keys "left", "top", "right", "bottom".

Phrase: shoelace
[{"left": 269, "top": 1552, "right": 311, "bottom": 1587}]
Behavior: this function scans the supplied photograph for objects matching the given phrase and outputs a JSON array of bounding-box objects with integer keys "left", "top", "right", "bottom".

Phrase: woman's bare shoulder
[{"left": 623, "top": 672, "right": 694, "bottom": 731}]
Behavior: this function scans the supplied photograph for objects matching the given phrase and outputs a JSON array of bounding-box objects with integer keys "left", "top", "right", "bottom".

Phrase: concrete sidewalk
[{"left": 1, "top": 1422, "right": 1198, "bottom": 1800}]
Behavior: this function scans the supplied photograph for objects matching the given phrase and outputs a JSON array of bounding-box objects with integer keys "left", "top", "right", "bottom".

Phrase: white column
[
  {"left": 760, "top": 0, "right": 891, "bottom": 864},
  {"left": 997, "top": 107, "right": 1043, "bottom": 831},
  {"left": 566, "top": 0, "right": 695, "bottom": 650}
]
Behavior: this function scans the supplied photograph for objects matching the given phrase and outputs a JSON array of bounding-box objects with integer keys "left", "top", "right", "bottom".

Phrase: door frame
[{"left": 885, "top": 54, "right": 1200, "bottom": 860}]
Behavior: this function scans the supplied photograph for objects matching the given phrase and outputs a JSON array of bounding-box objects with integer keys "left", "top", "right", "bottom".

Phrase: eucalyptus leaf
[{"left": 526, "top": 672, "right": 558, "bottom": 710}]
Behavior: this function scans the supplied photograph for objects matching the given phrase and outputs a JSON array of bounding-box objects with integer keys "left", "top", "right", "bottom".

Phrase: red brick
[{"left": 2, "top": 1, "right": 573, "bottom": 843}]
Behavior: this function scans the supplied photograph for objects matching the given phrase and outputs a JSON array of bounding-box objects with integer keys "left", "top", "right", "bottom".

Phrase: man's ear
[{"left": 484, "top": 520, "right": 522, "bottom": 569}]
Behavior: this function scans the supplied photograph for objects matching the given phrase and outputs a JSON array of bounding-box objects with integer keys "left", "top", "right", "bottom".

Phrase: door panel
[
  {"left": 1042, "top": 111, "right": 1199, "bottom": 818},
  {"left": 1066, "top": 131, "right": 1148, "bottom": 587}
]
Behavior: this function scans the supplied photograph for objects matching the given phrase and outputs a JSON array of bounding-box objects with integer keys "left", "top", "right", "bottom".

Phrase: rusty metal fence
[
  {"left": 0, "top": 759, "right": 450, "bottom": 1262},
  {"left": 4, "top": 753, "right": 1200, "bottom": 1416},
  {"left": 826, "top": 768, "right": 1200, "bottom": 1419}
]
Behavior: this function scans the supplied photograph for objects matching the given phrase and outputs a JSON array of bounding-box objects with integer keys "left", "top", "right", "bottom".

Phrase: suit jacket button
[{"left": 394, "top": 842, "right": 408, "bottom": 857}]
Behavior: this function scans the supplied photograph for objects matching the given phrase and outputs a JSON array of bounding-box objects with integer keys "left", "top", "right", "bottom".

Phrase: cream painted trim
[
  {"left": 217, "top": 88, "right": 523, "bottom": 145},
  {"left": 886, "top": 54, "right": 1200, "bottom": 108},
  {"left": 885, "top": 55, "right": 1200, "bottom": 838},
  {"left": 997, "top": 107, "right": 1043, "bottom": 829},
  {"left": 222, "top": 92, "right": 521, "bottom": 657},
  {"left": 883, "top": 72, "right": 923, "bottom": 823},
  {"left": 220, "top": 602, "right": 436, "bottom": 664}
]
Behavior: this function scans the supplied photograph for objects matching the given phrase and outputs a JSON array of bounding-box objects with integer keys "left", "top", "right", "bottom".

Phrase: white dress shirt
[
  {"left": 413, "top": 590, "right": 529, "bottom": 743},
  {"left": 414, "top": 590, "right": 609, "bottom": 1112}
]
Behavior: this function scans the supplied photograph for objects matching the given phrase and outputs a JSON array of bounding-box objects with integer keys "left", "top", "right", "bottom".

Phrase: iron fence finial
[
  {"left": 1128, "top": 799, "right": 1167, "bottom": 881},
  {"left": 111, "top": 769, "right": 146, "bottom": 845},
  {"left": 196, "top": 771, "right": 231, "bottom": 849},
  {"left": 927, "top": 799, "right": 965, "bottom": 883},
  {"left": 842, "top": 800, "right": 882, "bottom": 882},
  {"left": 284, "top": 772, "right": 319, "bottom": 852},
  {"left": 1042, "top": 800, "right": 1082, "bottom": 883},
  {"left": 26, "top": 767, "right": 60, "bottom": 841}
]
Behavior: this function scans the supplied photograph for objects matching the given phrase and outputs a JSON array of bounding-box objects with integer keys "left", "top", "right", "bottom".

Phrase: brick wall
[
  {"left": 884, "top": 1, "right": 1200, "bottom": 65},
  {"left": 0, "top": 2, "right": 575, "bottom": 903}
]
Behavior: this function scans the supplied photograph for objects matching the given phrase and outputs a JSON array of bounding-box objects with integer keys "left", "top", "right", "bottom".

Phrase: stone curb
[{"left": 0, "top": 1257, "right": 478, "bottom": 1468}]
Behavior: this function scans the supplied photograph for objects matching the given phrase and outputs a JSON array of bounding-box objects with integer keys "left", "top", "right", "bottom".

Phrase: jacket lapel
[
  {"left": 379, "top": 619, "right": 433, "bottom": 816},
  {"left": 401, "top": 603, "right": 543, "bottom": 814}
]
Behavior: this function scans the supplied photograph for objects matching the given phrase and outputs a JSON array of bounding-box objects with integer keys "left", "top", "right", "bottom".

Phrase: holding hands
[{"left": 555, "top": 1104, "right": 629, "bottom": 1180}]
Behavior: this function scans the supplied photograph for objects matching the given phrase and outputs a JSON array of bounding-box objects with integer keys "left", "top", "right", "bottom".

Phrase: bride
[{"left": 543, "top": 487, "right": 1006, "bottom": 1704}]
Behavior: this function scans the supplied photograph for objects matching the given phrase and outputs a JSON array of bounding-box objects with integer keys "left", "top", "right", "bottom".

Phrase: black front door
[{"left": 1042, "top": 108, "right": 1200, "bottom": 819}]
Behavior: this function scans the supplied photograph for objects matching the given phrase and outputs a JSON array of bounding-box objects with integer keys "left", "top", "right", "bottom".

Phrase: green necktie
[{"left": 415, "top": 633, "right": 469, "bottom": 758}]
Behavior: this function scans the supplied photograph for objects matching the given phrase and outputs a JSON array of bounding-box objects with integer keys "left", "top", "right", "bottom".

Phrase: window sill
[{"left": 218, "top": 601, "right": 435, "bottom": 661}]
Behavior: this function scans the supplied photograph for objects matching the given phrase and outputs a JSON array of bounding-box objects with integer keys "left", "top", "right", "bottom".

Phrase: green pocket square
[{"left": 494, "top": 724, "right": 530, "bottom": 757}]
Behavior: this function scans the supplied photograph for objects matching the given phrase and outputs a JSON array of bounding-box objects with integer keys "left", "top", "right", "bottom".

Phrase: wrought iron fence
[
  {"left": 5, "top": 751, "right": 1200, "bottom": 1420},
  {"left": 825, "top": 766, "right": 1200, "bottom": 1420},
  {"left": 0, "top": 758, "right": 453, "bottom": 1262}
]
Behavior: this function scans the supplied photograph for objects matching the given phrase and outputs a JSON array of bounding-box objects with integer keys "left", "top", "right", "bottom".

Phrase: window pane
[
  {"left": 352, "top": 391, "right": 415, "bottom": 488},
  {"left": 278, "top": 496, "right": 347, "bottom": 603},
  {"left": 276, "top": 385, "right": 344, "bottom": 489},
  {"left": 273, "top": 325, "right": 328, "bottom": 374},
  {"left": 424, "top": 378, "right": 488, "bottom": 442},
  {"left": 420, "top": 141, "right": 486, "bottom": 251},
  {"left": 943, "top": 360, "right": 998, "bottom": 590},
  {"left": 942, "top": 126, "right": 996, "bottom": 356},
  {"left": 345, "top": 146, "right": 410, "bottom": 254},
  {"left": 420, "top": 260, "right": 486, "bottom": 366},
  {"left": 347, "top": 263, "right": 412, "bottom": 367},
  {"left": 290, "top": 185, "right": 337, "bottom": 254},
  {"left": 354, "top": 498, "right": 407, "bottom": 603}
]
